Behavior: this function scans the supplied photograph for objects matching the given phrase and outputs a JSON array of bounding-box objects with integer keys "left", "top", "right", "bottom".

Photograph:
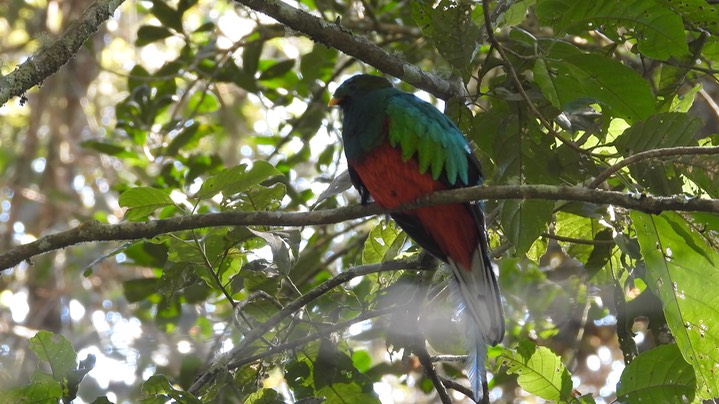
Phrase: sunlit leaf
[
  {"left": 185, "top": 91, "right": 219, "bottom": 114},
  {"left": 632, "top": 212, "right": 719, "bottom": 399},
  {"left": 616, "top": 344, "right": 695, "bottom": 403},
  {"left": 197, "top": 161, "right": 282, "bottom": 199},
  {"left": 6, "top": 372, "right": 63, "bottom": 402},
  {"left": 244, "top": 388, "right": 285, "bottom": 404},
  {"left": 29, "top": 331, "right": 77, "bottom": 381},
  {"left": 119, "top": 187, "right": 175, "bottom": 221},
  {"left": 362, "top": 220, "right": 407, "bottom": 265},
  {"left": 534, "top": 54, "right": 655, "bottom": 122},
  {"left": 500, "top": 342, "right": 573, "bottom": 402}
]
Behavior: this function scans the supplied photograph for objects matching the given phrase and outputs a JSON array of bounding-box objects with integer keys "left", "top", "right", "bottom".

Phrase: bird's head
[{"left": 328, "top": 74, "right": 392, "bottom": 108}]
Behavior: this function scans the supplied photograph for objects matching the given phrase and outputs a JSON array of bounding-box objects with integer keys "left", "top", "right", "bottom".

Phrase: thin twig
[
  {"left": 587, "top": 146, "right": 719, "bottom": 189},
  {"left": 223, "top": 305, "right": 401, "bottom": 369},
  {"left": 188, "top": 257, "right": 430, "bottom": 394},
  {"left": 480, "top": 1, "right": 588, "bottom": 155}
]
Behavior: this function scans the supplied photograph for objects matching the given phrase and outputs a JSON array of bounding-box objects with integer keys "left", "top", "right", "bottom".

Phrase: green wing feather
[{"left": 386, "top": 93, "right": 470, "bottom": 186}]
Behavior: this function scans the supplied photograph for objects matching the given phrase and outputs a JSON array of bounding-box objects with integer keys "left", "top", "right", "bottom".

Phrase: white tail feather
[{"left": 448, "top": 250, "right": 503, "bottom": 402}]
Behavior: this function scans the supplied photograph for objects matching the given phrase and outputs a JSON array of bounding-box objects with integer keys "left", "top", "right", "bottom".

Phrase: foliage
[{"left": 1, "top": 0, "right": 718, "bottom": 403}]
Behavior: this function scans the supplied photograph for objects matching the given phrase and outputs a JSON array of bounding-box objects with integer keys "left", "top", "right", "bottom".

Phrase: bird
[{"left": 329, "top": 74, "right": 504, "bottom": 402}]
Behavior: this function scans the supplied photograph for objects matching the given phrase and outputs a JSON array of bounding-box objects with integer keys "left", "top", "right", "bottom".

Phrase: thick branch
[
  {"left": 0, "top": 0, "right": 125, "bottom": 106},
  {"left": 233, "top": 0, "right": 465, "bottom": 100},
  {"left": 2, "top": 184, "right": 719, "bottom": 271}
]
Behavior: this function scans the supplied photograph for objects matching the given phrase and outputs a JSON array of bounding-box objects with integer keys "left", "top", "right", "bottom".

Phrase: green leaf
[
  {"left": 616, "top": 344, "right": 695, "bottom": 403},
  {"left": 185, "top": 91, "right": 219, "bottom": 114},
  {"left": 677, "top": 154, "right": 719, "bottom": 198},
  {"left": 178, "top": 0, "right": 199, "bottom": 15},
  {"left": 615, "top": 112, "right": 701, "bottom": 153},
  {"left": 243, "top": 38, "right": 263, "bottom": 76},
  {"left": 136, "top": 25, "right": 174, "bottom": 46},
  {"left": 491, "top": 110, "right": 557, "bottom": 185},
  {"left": 670, "top": 83, "right": 702, "bottom": 113},
  {"left": 411, "top": 0, "right": 481, "bottom": 77},
  {"left": 119, "top": 187, "right": 175, "bottom": 221},
  {"left": 501, "top": 199, "right": 554, "bottom": 255},
  {"left": 141, "top": 374, "right": 202, "bottom": 403},
  {"left": 632, "top": 212, "right": 719, "bottom": 399},
  {"left": 361, "top": 220, "right": 407, "bottom": 265},
  {"left": 300, "top": 44, "right": 337, "bottom": 84},
  {"left": 197, "top": 161, "right": 282, "bottom": 199},
  {"left": 65, "top": 354, "right": 96, "bottom": 403},
  {"left": 534, "top": 53, "right": 655, "bottom": 122},
  {"left": 81, "top": 140, "right": 134, "bottom": 158},
  {"left": 29, "top": 331, "right": 77, "bottom": 382},
  {"left": 657, "top": 0, "right": 719, "bottom": 36},
  {"left": 242, "top": 182, "right": 287, "bottom": 211},
  {"left": 259, "top": 59, "right": 295, "bottom": 80},
  {"left": 6, "top": 371, "right": 63, "bottom": 402},
  {"left": 351, "top": 350, "right": 372, "bottom": 373},
  {"left": 165, "top": 122, "right": 210, "bottom": 156},
  {"left": 123, "top": 278, "right": 161, "bottom": 302},
  {"left": 192, "top": 21, "right": 214, "bottom": 33},
  {"left": 244, "top": 388, "right": 285, "bottom": 404},
  {"left": 535, "top": 0, "right": 689, "bottom": 59},
  {"left": 500, "top": 342, "right": 573, "bottom": 402},
  {"left": 151, "top": 0, "right": 183, "bottom": 32},
  {"left": 614, "top": 112, "right": 701, "bottom": 194},
  {"left": 285, "top": 343, "right": 378, "bottom": 402},
  {"left": 247, "top": 228, "right": 295, "bottom": 275},
  {"left": 497, "top": 0, "right": 535, "bottom": 27}
]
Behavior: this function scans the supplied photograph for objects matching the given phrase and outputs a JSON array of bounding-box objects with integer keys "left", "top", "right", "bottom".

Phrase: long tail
[{"left": 448, "top": 247, "right": 504, "bottom": 403}]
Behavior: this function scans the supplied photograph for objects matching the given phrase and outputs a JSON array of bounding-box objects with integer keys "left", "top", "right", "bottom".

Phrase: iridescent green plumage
[
  {"left": 386, "top": 93, "right": 471, "bottom": 185},
  {"left": 332, "top": 75, "right": 474, "bottom": 187}
]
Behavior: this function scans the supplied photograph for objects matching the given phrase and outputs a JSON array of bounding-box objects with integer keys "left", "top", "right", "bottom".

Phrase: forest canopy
[{"left": 1, "top": 0, "right": 718, "bottom": 403}]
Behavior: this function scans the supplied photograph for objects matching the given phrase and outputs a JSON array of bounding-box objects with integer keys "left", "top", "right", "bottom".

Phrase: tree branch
[
  {"left": 188, "top": 257, "right": 428, "bottom": 394},
  {"left": 415, "top": 338, "right": 454, "bottom": 404},
  {"left": 587, "top": 146, "right": 719, "bottom": 189},
  {"left": 233, "top": 0, "right": 465, "bottom": 100},
  {"left": 2, "top": 184, "right": 719, "bottom": 271},
  {"left": 0, "top": 0, "right": 125, "bottom": 107},
  {"left": 221, "top": 305, "right": 402, "bottom": 370}
]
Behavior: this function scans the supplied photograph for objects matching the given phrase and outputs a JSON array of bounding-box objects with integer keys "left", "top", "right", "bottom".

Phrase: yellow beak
[{"left": 328, "top": 97, "right": 341, "bottom": 107}]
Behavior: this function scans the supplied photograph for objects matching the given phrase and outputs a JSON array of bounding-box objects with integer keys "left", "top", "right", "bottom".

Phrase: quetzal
[{"left": 329, "top": 74, "right": 504, "bottom": 402}]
